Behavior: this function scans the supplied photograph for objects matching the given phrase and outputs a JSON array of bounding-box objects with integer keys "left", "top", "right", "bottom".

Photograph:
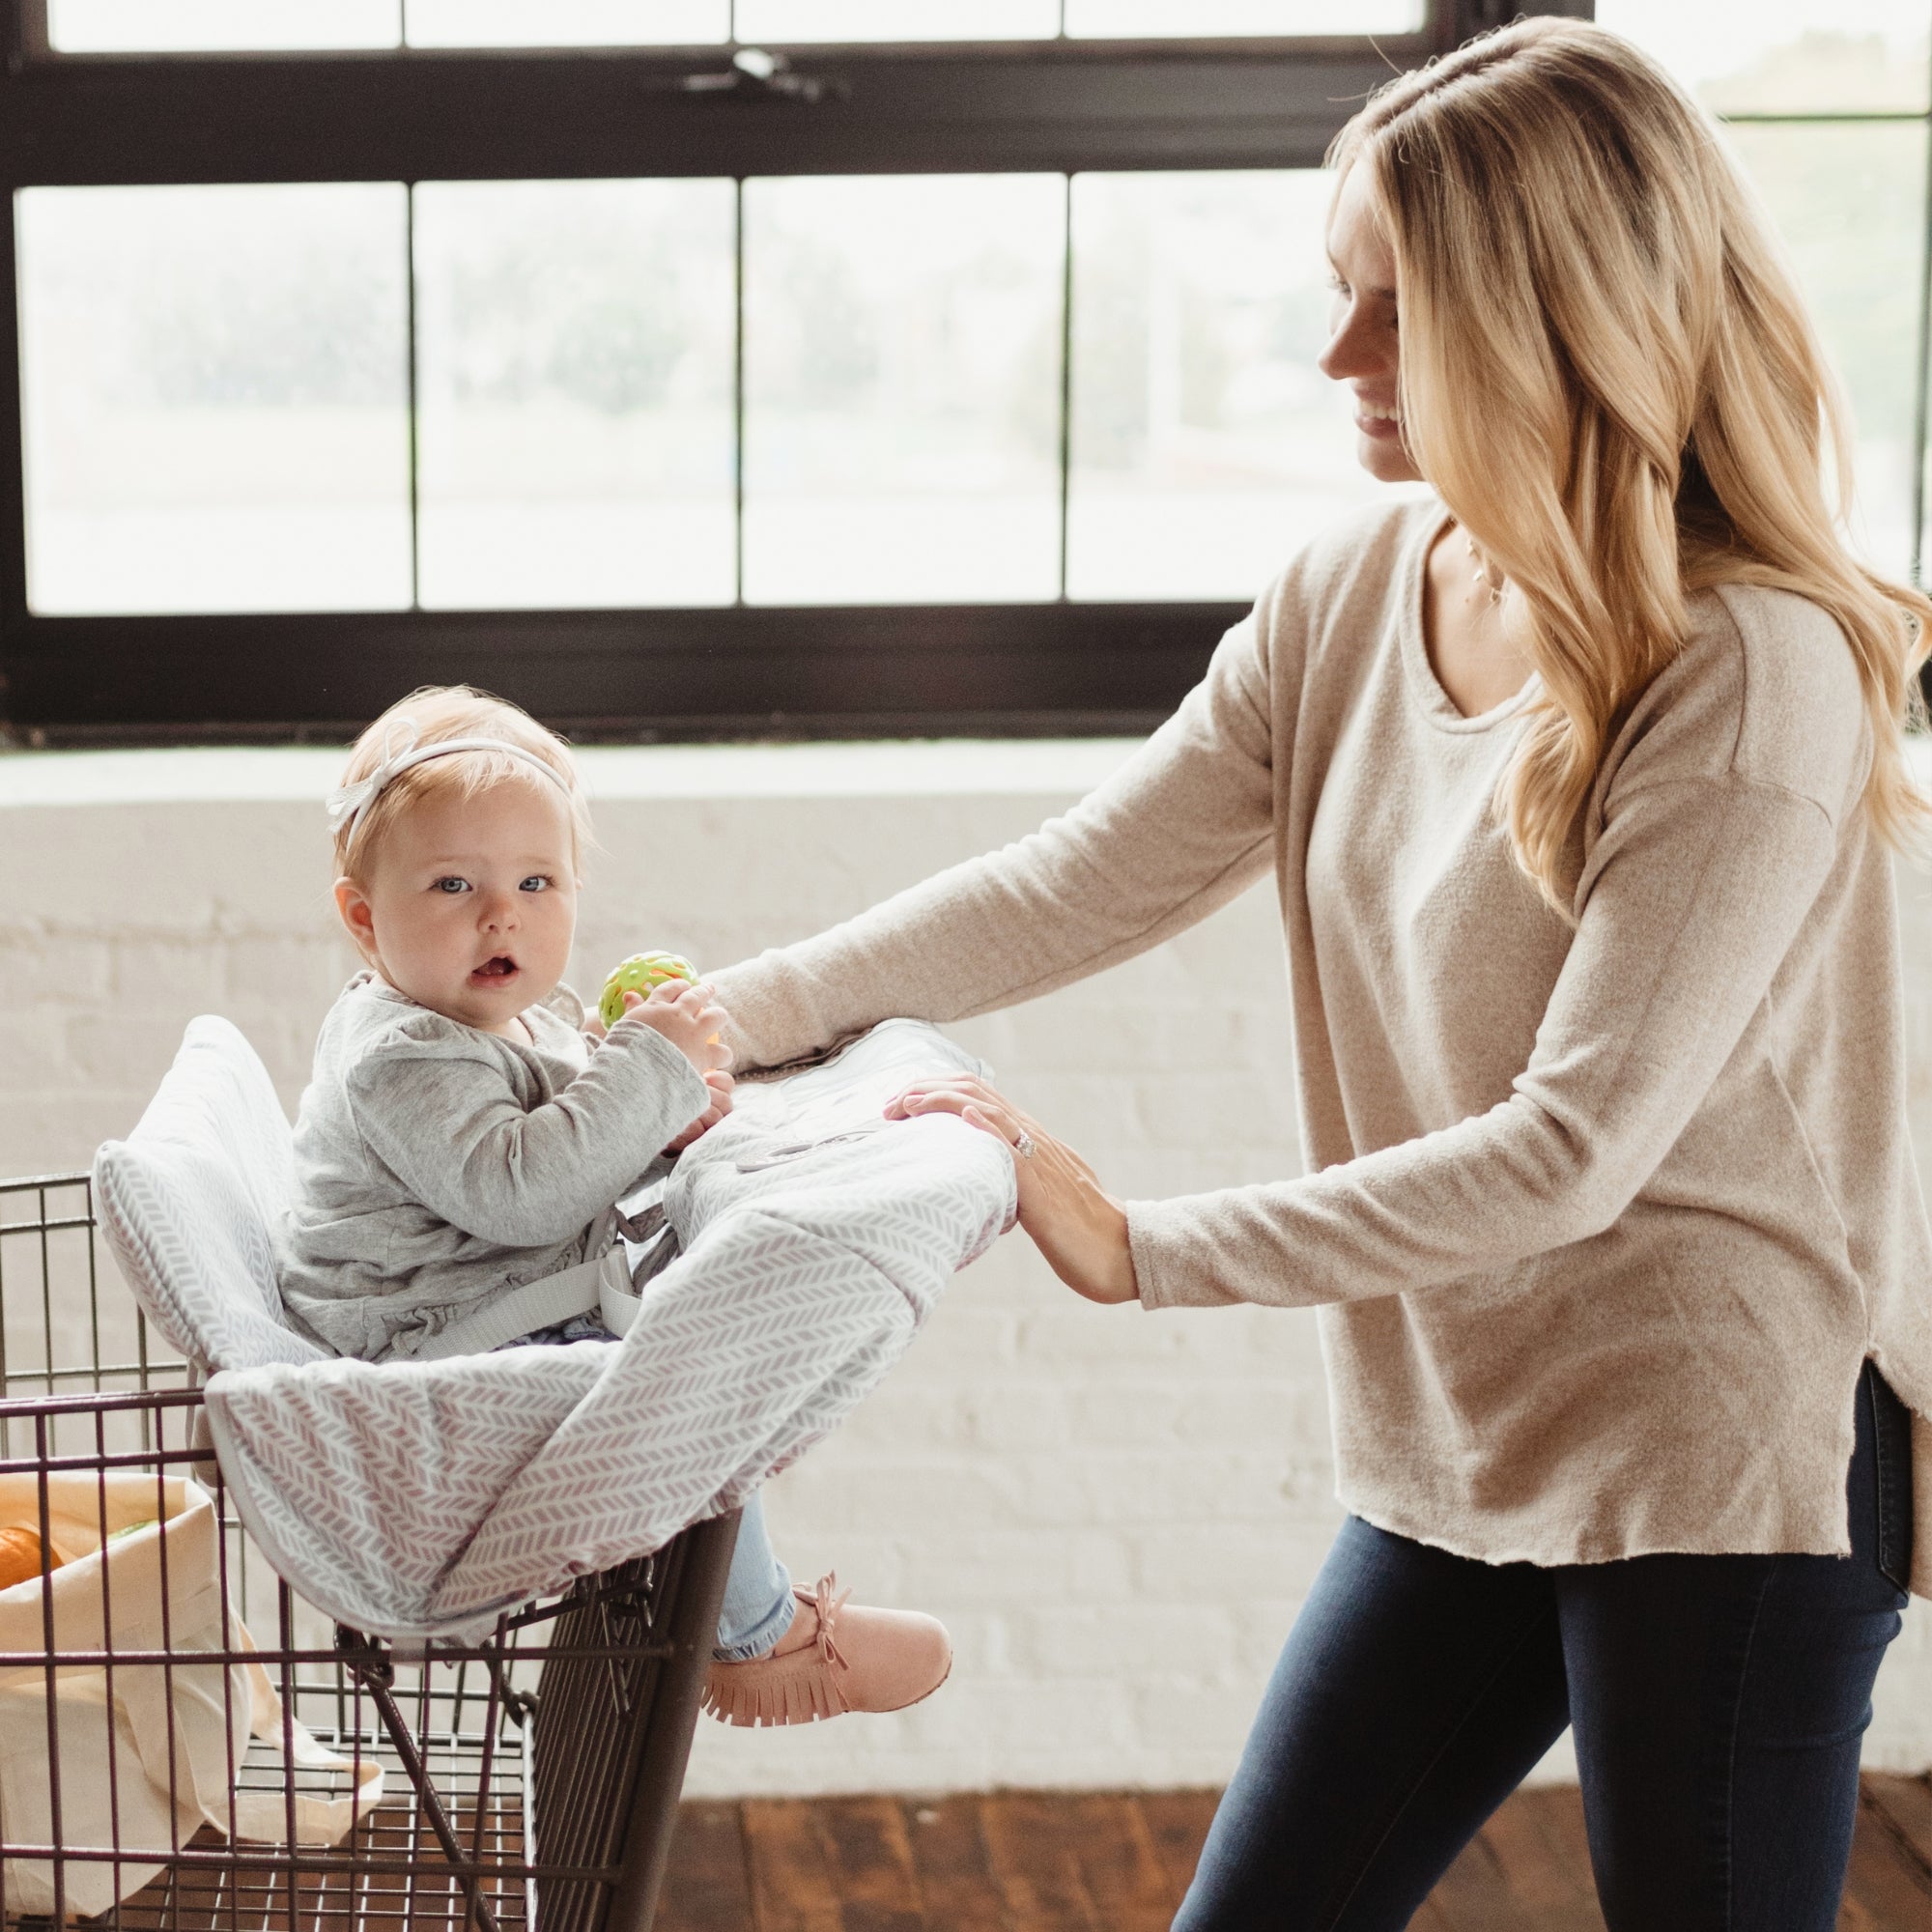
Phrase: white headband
[{"left": 326, "top": 719, "right": 573, "bottom": 846}]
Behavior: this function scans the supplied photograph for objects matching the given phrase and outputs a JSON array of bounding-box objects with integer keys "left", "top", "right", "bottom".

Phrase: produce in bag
[{"left": 0, "top": 1471, "right": 382, "bottom": 1918}]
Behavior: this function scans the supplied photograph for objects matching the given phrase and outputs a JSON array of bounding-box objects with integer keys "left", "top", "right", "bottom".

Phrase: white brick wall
[{"left": 0, "top": 741, "right": 1926, "bottom": 1798}]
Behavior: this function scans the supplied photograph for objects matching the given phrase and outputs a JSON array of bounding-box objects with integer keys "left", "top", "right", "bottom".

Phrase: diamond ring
[{"left": 1013, "top": 1128, "right": 1037, "bottom": 1160}]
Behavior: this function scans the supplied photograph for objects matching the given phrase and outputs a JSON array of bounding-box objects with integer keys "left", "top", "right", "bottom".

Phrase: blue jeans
[
  {"left": 1177, "top": 1362, "right": 1915, "bottom": 1932},
  {"left": 714, "top": 1489, "right": 796, "bottom": 1662}
]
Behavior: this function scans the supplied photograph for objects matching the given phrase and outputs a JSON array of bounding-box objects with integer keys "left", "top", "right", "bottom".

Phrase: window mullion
[
  {"left": 405, "top": 180, "right": 421, "bottom": 611},
  {"left": 0, "top": 50, "right": 1425, "bottom": 183},
  {"left": 1058, "top": 172, "right": 1073, "bottom": 603},
  {"left": 0, "top": 190, "right": 25, "bottom": 632},
  {"left": 1914, "top": 35, "right": 1932, "bottom": 589},
  {"left": 733, "top": 174, "right": 746, "bottom": 609}
]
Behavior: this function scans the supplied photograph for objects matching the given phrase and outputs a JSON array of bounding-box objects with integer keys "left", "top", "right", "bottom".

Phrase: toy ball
[{"left": 600, "top": 952, "right": 699, "bottom": 1030}]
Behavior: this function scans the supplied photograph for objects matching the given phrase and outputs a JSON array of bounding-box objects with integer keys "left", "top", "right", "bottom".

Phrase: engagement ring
[{"left": 1013, "top": 1128, "right": 1037, "bottom": 1160}]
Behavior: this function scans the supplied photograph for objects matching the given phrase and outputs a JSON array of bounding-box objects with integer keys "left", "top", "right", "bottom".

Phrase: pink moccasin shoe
[{"left": 701, "top": 1573, "right": 952, "bottom": 1728}]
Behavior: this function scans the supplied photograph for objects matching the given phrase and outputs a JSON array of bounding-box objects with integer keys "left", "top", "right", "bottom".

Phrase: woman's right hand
[
  {"left": 888, "top": 1074, "right": 1139, "bottom": 1305},
  {"left": 616, "top": 980, "right": 733, "bottom": 1075}
]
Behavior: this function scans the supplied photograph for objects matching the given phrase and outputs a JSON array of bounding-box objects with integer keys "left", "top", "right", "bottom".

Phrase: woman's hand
[
  {"left": 665, "top": 1069, "right": 735, "bottom": 1153},
  {"left": 886, "top": 1075, "right": 1138, "bottom": 1305}
]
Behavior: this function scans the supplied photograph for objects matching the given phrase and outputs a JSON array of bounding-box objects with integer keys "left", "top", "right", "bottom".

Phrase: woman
[{"left": 712, "top": 20, "right": 1932, "bottom": 1928}]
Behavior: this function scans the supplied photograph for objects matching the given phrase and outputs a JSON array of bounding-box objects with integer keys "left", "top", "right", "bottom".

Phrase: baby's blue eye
[
  {"left": 520, "top": 875, "right": 551, "bottom": 893},
  {"left": 434, "top": 877, "right": 469, "bottom": 895}
]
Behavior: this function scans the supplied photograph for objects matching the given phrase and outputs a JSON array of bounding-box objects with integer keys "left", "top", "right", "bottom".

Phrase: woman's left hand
[
  {"left": 886, "top": 1075, "right": 1138, "bottom": 1305},
  {"left": 665, "top": 1068, "right": 736, "bottom": 1153}
]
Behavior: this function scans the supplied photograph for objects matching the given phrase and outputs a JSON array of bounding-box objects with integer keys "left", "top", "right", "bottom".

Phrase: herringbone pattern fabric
[
  {"left": 97, "top": 1018, "right": 1013, "bottom": 1639},
  {"left": 94, "top": 1017, "right": 330, "bottom": 1375}
]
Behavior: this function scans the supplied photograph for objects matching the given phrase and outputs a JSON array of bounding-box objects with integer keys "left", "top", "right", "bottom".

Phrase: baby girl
[{"left": 276, "top": 684, "right": 951, "bottom": 1726}]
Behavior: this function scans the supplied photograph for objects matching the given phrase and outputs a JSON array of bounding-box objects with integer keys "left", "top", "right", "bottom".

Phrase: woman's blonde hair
[
  {"left": 333, "top": 686, "right": 590, "bottom": 879},
  {"left": 1330, "top": 17, "right": 1930, "bottom": 912}
]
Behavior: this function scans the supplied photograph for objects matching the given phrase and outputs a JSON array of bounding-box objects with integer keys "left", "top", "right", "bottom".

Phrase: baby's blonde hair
[{"left": 333, "top": 686, "right": 591, "bottom": 880}]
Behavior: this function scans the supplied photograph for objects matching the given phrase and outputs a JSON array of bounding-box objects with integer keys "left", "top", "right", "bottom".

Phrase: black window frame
[{"left": 1, "top": 0, "right": 1589, "bottom": 743}]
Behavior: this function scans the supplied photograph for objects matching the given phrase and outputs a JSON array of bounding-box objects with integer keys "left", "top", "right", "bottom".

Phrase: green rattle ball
[{"left": 599, "top": 952, "right": 699, "bottom": 1030}]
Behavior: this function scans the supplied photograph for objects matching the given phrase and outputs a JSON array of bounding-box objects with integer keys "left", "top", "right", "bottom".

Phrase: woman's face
[{"left": 1319, "top": 162, "right": 1422, "bottom": 486}]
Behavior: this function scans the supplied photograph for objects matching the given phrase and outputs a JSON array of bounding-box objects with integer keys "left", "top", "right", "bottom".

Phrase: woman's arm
[
  {"left": 347, "top": 1018, "right": 713, "bottom": 1247},
  {"left": 912, "top": 759, "right": 1846, "bottom": 1313},
  {"left": 711, "top": 589, "right": 1293, "bottom": 1069},
  {"left": 1131, "top": 620, "right": 1866, "bottom": 1311},
  {"left": 889, "top": 1075, "right": 1140, "bottom": 1302},
  {"left": 898, "top": 599, "right": 1872, "bottom": 1318}
]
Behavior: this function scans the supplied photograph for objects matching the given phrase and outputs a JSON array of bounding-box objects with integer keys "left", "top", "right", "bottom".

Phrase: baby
[{"left": 277, "top": 685, "right": 951, "bottom": 1726}]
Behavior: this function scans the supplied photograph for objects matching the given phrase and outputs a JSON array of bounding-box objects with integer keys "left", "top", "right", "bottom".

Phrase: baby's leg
[
  {"left": 700, "top": 1493, "right": 952, "bottom": 1727},
  {"left": 712, "top": 1492, "right": 796, "bottom": 1662}
]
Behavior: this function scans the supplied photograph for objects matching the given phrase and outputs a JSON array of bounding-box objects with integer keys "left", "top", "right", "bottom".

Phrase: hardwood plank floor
[{"left": 655, "top": 1776, "right": 1932, "bottom": 1931}]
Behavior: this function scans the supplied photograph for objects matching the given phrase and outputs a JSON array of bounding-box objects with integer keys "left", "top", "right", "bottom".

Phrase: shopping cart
[{"left": 0, "top": 1171, "right": 738, "bottom": 1932}]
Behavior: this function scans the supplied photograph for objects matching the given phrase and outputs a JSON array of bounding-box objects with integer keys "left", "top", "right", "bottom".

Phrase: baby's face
[{"left": 337, "top": 781, "right": 579, "bottom": 1037}]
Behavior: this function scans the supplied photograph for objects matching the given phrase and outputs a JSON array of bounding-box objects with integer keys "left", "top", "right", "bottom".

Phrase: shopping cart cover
[
  {"left": 94, "top": 1011, "right": 328, "bottom": 1376},
  {"left": 198, "top": 1021, "right": 1015, "bottom": 1639}
]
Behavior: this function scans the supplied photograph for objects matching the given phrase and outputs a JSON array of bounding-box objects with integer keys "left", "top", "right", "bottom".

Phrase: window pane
[
  {"left": 403, "top": 0, "right": 727, "bottom": 46},
  {"left": 17, "top": 185, "right": 412, "bottom": 615},
  {"left": 1068, "top": 171, "right": 1402, "bottom": 602},
  {"left": 413, "top": 180, "right": 737, "bottom": 609},
  {"left": 734, "top": 0, "right": 1055, "bottom": 38},
  {"left": 1596, "top": 0, "right": 1930, "bottom": 113},
  {"left": 1727, "top": 121, "right": 1926, "bottom": 579},
  {"left": 48, "top": 0, "right": 400, "bottom": 50},
  {"left": 742, "top": 176, "right": 1065, "bottom": 604},
  {"left": 1065, "top": 0, "right": 1425, "bottom": 35}
]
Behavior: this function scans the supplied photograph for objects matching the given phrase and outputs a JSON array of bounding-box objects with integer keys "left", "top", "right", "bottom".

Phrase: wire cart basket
[{"left": 0, "top": 1172, "right": 738, "bottom": 1932}]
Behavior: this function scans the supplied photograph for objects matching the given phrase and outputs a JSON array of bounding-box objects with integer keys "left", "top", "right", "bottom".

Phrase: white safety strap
[{"left": 412, "top": 1249, "right": 628, "bottom": 1361}]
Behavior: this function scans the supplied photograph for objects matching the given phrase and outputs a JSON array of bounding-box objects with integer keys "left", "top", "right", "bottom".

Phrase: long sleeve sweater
[
  {"left": 277, "top": 973, "right": 708, "bottom": 1361},
  {"left": 712, "top": 497, "right": 1932, "bottom": 1594}
]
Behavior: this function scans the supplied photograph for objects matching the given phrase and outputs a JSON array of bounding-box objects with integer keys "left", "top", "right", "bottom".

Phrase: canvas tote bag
[{"left": 0, "top": 1469, "right": 382, "bottom": 1918}]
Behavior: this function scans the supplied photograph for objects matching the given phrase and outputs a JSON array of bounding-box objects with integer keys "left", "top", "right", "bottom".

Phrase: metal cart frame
[{"left": 0, "top": 1171, "right": 736, "bottom": 1932}]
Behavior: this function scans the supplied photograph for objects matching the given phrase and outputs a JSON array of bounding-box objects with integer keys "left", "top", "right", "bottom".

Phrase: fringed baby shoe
[{"left": 701, "top": 1572, "right": 952, "bottom": 1727}]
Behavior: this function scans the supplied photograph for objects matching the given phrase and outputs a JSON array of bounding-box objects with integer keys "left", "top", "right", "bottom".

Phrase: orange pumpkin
[{"left": 0, "top": 1525, "right": 60, "bottom": 1591}]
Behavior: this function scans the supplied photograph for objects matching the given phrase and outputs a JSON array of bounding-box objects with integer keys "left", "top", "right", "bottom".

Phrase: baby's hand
[
  {"left": 666, "top": 1069, "right": 735, "bottom": 1153},
  {"left": 614, "top": 980, "right": 732, "bottom": 1077}
]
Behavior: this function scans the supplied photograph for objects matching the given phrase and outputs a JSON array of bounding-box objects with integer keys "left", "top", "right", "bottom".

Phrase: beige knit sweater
[{"left": 713, "top": 498, "right": 1932, "bottom": 1597}]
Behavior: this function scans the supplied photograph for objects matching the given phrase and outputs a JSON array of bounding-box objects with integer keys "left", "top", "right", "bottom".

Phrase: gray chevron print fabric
[
  {"left": 95, "top": 1018, "right": 332, "bottom": 1377},
  {"left": 102, "top": 1018, "right": 1013, "bottom": 1639}
]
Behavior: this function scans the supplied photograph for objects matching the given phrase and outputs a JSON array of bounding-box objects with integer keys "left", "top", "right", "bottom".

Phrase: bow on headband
[{"left": 325, "top": 718, "right": 573, "bottom": 846}]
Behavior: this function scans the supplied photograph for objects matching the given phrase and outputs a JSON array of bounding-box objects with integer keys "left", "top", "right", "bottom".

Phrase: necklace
[{"left": 1462, "top": 530, "right": 1506, "bottom": 608}]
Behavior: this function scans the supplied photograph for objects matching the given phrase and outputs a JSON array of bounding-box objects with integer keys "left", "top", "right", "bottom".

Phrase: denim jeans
[
  {"left": 713, "top": 1489, "right": 796, "bottom": 1662},
  {"left": 1176, "top": 1362, "right": 1915, "bottom": 1932}
]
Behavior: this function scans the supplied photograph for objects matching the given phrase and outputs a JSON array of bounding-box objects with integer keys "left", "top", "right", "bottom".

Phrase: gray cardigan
[{"left": 277, "top": 973, "right": 708, "bottom": 1361}]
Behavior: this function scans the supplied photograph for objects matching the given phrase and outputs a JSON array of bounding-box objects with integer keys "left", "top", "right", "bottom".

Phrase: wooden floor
[{"left": 655, "top": 1776, "right": 1932, "bottom": 1931}]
